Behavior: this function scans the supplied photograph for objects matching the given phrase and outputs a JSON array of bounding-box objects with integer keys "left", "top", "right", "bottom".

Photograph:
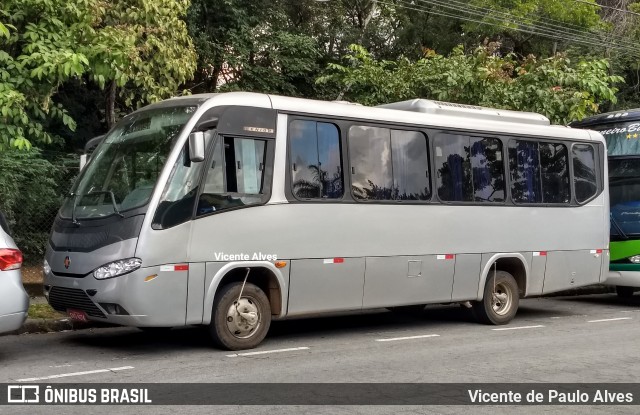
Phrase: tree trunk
[{"left": 105, "top": 80, "right": 117, "bottom": 129}]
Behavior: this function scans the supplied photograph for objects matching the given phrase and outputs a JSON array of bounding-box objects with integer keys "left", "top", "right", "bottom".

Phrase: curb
[{"left": 6, "top": 318, "right": 100, "bottom": 336}]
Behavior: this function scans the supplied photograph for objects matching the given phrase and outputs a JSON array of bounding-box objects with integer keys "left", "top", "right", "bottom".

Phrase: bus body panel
[
  {"left": 362, "top": 255, "right": 455, "bottom": 308},
  {"left": 45, "top": 265, "right": 189, "bottom": 327},
  {"left": 45, "top": 238, "right": 138, "bottom": 277},
  {"left": 541, "top": 250, "right": 604, "bottom": 294},
  {"left": 451, "top": 254, "right": 482, "bottom": 302},
  {"left": 287, "top": 257, "right": 365, "bottom": 315}
]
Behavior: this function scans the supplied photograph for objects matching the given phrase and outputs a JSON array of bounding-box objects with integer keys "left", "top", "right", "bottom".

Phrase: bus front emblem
[{"left": 64, "top": 256, "right": 71, "bottom": 269}]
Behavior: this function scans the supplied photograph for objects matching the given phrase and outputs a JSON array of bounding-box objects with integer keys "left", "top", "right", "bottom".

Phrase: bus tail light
[{"left": 0, "top": 248, "right": 23, "bottom": 271}]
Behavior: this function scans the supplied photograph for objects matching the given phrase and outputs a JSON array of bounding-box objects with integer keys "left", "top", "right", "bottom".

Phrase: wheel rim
[
  {"left": 491, "top": 282, "right": 513, "bottom": 316},
  {"left": 226, "top": 296, "right": 261, "bottom": 339}
]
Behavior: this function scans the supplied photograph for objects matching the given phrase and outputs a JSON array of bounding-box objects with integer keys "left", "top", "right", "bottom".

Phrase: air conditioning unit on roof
[{"left": 376, "top": 99, "right": 550, "bottom": 126}]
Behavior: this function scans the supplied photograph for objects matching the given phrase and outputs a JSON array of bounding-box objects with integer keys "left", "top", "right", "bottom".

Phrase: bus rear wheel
[
  {"left": 616, "top": 286, "right": 636, "bottom": 298},
  {"left": 472, "top": 270, "right": 519, "bottom": 325},
  {"left": 209, "top": 282, "right": 271, "bottom": 351}
]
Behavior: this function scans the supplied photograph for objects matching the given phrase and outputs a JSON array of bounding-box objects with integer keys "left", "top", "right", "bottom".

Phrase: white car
[{"left": 0, "top": 212, "right": 29, "bottom": 333}]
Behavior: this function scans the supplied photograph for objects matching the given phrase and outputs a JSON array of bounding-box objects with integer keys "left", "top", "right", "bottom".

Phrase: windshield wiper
[
  {"left": 610, "top": 213, "right": 629, "bottom": 240},
  {"left": 70, "top": 190, "right": 124, "bottom": 225}
]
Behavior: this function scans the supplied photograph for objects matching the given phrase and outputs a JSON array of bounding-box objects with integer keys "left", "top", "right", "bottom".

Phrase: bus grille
[{"left": 48, "top": 287, "right": 106, "bottom": 318}]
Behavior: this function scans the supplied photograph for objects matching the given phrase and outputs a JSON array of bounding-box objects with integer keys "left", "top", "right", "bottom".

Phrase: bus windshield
[
  {"left": 60, "top": 105, "right": 198, "bottom": 220},
  {"left": 610, "top": 157, "right": 640, "bottom": 238}
]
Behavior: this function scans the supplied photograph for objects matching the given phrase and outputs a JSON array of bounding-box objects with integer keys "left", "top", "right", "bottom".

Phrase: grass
[{"left": 28, "top": 303, "right": 64, "bottom": 320}]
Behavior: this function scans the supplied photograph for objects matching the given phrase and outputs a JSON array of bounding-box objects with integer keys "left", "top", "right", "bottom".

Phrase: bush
[{"left": 0, "top": 150, "right": 79, "bottom": 263}]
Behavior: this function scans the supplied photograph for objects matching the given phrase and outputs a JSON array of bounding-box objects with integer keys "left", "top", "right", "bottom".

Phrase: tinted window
[
  {"left": 196, "top": 136, "right": 267, "bottom": 216},
  {"left": 290, "top": 120, "right": 343, "bottom": 199},
  {"left": 435, "top": 134, "right": 504, "bottom": 202},
  {"left": 540, "top": 143, "right": 570, "bottom": 203},
  {"left": 152, "top": 141, "right": 207, "bottom": 229},
  {"left": 349, "top": 126, "right": 429, "bottom": 201},
  {"left": 509, "top": 140, "right": 569, "bottom": 204},
  {"left": 573, "top": 144, "right": 597, "bottom": 203},
  {"left": 391, "top": 130, "right": 430, "bottom": 200}
]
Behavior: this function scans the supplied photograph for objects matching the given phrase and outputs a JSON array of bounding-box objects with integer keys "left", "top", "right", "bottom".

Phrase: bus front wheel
[
  {"left": 472, "top": 270, "right": 519, "bottom": 325},
  {"left": 209, "top": 282, "right": 271, "bottom": 351}
]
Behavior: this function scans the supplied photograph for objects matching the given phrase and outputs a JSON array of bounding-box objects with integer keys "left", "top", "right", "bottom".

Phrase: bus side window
[
  {"left": 349, "top": 126, "right": 429, "bottom": 201},
  {"left": 289, "top": 120, "right": 343, "bottom": 199},
  {"left": 509, "top": 140, "right": 570, "bottom": 204},
  {"left": 152, "top": 141, "right": 206, "bottom": 229},
  {"left": 435, "top": 133, "right": 504, "bottom": 203},
  {"left": 197, "top": 136, "right": 267, "bottom": 216},
  {"left": 572, "top": 144, "right": 598, "bottom": 203}
]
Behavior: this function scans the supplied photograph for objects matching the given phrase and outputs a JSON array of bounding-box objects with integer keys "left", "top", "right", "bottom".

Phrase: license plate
[{"left": 67, "top": 309, "right": 89, "bottom": 322}]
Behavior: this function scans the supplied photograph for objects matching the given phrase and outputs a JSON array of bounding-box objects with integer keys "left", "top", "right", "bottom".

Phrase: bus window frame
[{"left": 192, "top": 133, "right": 276, "bottom": 222}]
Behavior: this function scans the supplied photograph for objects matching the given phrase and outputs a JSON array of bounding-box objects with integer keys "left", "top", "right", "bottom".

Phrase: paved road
[{"left": 1, "top": 293, "right": 640, "bottom": 414}]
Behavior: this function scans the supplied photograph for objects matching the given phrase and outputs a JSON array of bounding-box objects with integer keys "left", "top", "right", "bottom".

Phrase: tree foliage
[
  {"left": 0, "top": 0, "right": 196, "bottom": 150},
  {"left": 0, "top": 0, "right": 94, "bottom": 150},
  {"left": 318, "top": 44, "right": 624, "bottom": 124}
]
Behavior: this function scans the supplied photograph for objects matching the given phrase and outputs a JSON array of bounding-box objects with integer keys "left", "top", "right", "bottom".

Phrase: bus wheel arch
[
  {"left": 477, "top": 254, "right": 528, "bottom": 301},
  {"left": 472, "top": 254, "right": 528, "bottom": 325},
  {"left": 203, "top": 262, "right": 286, "bottom": 326}
]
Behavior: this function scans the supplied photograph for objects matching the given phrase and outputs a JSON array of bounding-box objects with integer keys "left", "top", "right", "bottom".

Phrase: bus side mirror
[{"left": 189, "top": 131, "right": 205, "bottom": 162}]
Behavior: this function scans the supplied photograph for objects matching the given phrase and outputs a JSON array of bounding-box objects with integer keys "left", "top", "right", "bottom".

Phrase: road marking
[
  {"left": 620, "top": 310, "right": 640, "bottom": 313},
  {"left": 375, "top": 334, "right": 440, "bottom": 342},
  {"left": 491, "top": 325, "right": 545, "bottom": 331},
  {"left": 588, "top": 317, "right": 632, "bottom": 323},
  {"left": 226, "top": 347, "right": 309, "bottom": 357},
  {"left": 17, "top": 366, "right": 134, "bottom": 382}
]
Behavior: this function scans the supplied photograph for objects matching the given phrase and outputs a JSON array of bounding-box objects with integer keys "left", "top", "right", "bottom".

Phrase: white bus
[{"left": 43, "top": 93, "right": 609, "bottom": 350}]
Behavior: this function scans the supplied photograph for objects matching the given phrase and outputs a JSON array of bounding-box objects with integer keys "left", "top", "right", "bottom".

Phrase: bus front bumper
[
  {"left": 43, "top": 266, "right": 190, "bottom": 327},
  {"left": 606, "top": 263, "right": 640, "bottom": 287}
]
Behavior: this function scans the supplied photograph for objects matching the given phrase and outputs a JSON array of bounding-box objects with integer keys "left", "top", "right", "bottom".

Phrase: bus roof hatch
[{"left": 376, "top": 99, "right": 550, "bottom": 126}]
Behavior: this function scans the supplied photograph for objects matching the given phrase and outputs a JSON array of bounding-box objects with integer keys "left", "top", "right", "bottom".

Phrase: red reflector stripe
[
  {"left": 540, "top": 251, "right": 547, "bottom": 256},
  {"left": 333, "top": 258, "right": 344, "bottom": 264},
  {"left": 436, "top": 254, "right": 455, "bottom": 260},
  {"left": 596, "top": 249, "right": 603, "bottom": 254},
  {"left": 174, "top": 264, "right": 189, "bottom": 271}
]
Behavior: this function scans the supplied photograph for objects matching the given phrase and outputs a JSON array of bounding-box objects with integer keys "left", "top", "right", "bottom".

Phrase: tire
[
  {"left": 209, "top": 282, "right": 271, "bottom": 350},
  {"left": 616, "top": 286, "right": 635, "bottom": 298},
  {"left": 472, "top": 270, "right": 519, "bottom": 325}
]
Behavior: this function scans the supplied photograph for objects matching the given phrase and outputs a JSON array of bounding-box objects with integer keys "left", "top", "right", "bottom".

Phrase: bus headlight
[
  {"left": 43, "top": 259, "right": 51, "bottom": 276},
  {"left": 94, "top": 258, "right": 142, "bottom": 280},
  {"left": 629, "top": 255, "right": 640, "bottom": 264}
]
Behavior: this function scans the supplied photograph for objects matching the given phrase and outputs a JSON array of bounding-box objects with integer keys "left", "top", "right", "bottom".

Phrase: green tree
[
  {"left": 0, "top": 0, "right": 197, "bottom": 150},
  {"left": 0, "top": 0, "right": 95, "bottom": 150},
  {"left": 89, "top": 0, "right": 197, "bottom": 128},
  {"left": 318, "top": 44, "right": 624, "bottom": 124},
  {"left": 187, "top": 0, "right": 319, "bottom": 96}
]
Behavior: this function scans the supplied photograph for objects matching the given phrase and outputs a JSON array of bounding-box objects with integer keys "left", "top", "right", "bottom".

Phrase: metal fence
[{"left": 0, "top": 150, "right": 80, "bottom": 270}]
